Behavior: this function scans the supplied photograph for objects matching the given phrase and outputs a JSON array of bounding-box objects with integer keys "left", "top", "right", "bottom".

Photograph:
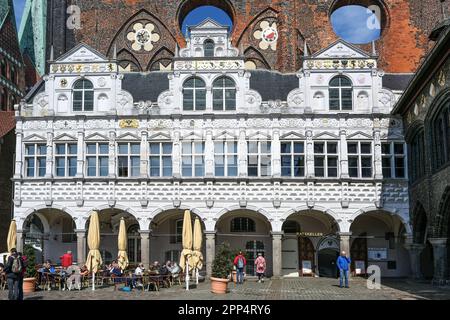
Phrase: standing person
[
  {"left": 4, "top": 248, "right": 24, "bottom": 300},
  {"left": 233, "top": 251, "right": 247, "bottom": 285},
  {"left": 254, "top": 253, "right": 266, "bottom": 283},
  {"left": 59, "top": 251, "right": 73, "bottom": 268},
  {"left": 17, "top": 252, "right": 27, "bottom": 300},
  {"left": 336, "top": 251, "right": 351, "bottom": 288}
]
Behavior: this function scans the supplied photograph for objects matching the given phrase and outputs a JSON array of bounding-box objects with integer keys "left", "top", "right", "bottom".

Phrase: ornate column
[
  {"left": 271, "top": 231, "right": 284, "bottom": 278},
  {"left": 238, "top": 118, "right": 247, "bottom": 177},
  {"left": 16, "top": 230, "right": 24, "bottom": 253},
  {"left": 140, "top": 131, "right": 148, "bottom": 178},
  {"left": 76, "top": 131, "right": 84, "bottom": 178},
  {"left": 108, "top": 131, "right": 116, "bottom": 178},
  {"left": 140, "top": 230, "right": 151, "bottom": 269},
  {"left": 204, "top": 124, "right": 214, "bottom": 177},
  {"left": 14, "top": 130, "right": 23, "bottom": 179},
  {"left": 339, "top": 129, "right": 349, "bottom": 178},
  {"left": 338, "top": 232, "right": 352, "bottom": 255},
  {"left": 429, "top": 238, "right": 448, "bottom": 282},
  {"left": 403, "top": 241, "right": 425, "bottom": 279},
  {"left": 45, "top": 131, "right": 53, "bottom": 178},
  {"left": 305, "top": 129, "right": 314, "bottom": 178},
  {"left": 373, "top": 129, "right": 383, "bottom": 180},
  {"left": 272, "top": 119, "right": 281, "bottom": 178},
  {"left": 205, "top": 231, "right": 216, "bottom": 278},
  {"left": 75, "top": 229, "right": 86, "bottom": 265},
  {"left": 172, "top": 116, "right": 181, "bottom": 178}
]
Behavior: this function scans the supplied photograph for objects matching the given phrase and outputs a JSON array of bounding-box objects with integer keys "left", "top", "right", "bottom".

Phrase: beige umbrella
[
  {"left": 117, "top": 218, "right": 129, "bottom": 271},
  {"left": 192, "top": 217, "right": 204, "bottom": 284},
  {"left": 179, "top": 210, "right": 193, "bottom": 290},
  {"left": 7, "top": 220, "right": 17, "bottom": 252},
  {"left": 86, "top": 211, "right": 102, "bottom": 290}
]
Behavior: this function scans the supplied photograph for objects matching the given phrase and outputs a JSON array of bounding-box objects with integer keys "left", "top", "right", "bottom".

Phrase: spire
[
  {"left": 303, "top": 41, "right": 309, "bottom": 57},
  {"left": 372, "top": 40, "right": 377, "bottom": 56}
]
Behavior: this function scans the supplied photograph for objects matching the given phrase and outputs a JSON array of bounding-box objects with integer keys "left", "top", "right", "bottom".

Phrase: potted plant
[
  {"left": 22, "top": 244, "right": 37, "bottom": 293},
  {"left": 210, "top": 242, "right": 234, "bottom": 294}
]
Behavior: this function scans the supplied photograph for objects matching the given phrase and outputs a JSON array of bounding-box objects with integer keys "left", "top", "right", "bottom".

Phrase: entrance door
[
  {"left": 298, "top": 237, "right": 315, "bottom": 276},
  {"left": 245, "top": 241, "right": 265, "bottom": 276},
  {"left": 282, "top": 237, "right": 299, "bottom": 277},
  {"left": 318, "top": 249, "right": 339, "bottom": 278}
]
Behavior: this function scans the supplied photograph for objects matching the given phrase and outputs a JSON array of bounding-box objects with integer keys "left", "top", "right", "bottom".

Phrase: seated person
[
  {"left": 80, "top": 265, "right": 89, "bottom": 277},
  {"left": 159, "top": 264, "right": 169, "bottom": 276},
  {"left": 171, "top": 262, "right": 181, "bottom": 276},
  {"left": 66, "top": 263, "right": 82, "bottom": 290},
  {"left": 135, "top": 263, "right": 145, "bottom": 276},
  {"left": 0, "top": 263, "right": 4, "bottom": 274},
  {"left": 165, "top": 260, "right": 173, "bottom": 272},
  {"left": 149, "top": 261, "right": 160, "bottom": 273}
]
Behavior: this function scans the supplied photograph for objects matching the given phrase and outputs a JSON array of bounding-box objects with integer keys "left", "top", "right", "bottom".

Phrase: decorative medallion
[
  {"left": 60, "top": 79, "right": 68, "bottom": 88},
  {"left": 98, "top": 77, "right": 106, "bottom": 87},
  {"left": 438, "top": 69, "right": 446, "bottom": 87},
  {"left": 119, "top": 119, "right": 139, "bottom": 129},
  {"left": 253, "top": 21, "right": 278, "bottom": 51},
  {"left": 127, "top": 22, "right": 160, "bottom": 52}
]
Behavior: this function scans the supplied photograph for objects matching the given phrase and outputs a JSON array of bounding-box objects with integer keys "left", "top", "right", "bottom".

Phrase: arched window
[
  {"left": 213, "top": 76, "right": 236, "bottom": 111},
  {"left": 230, "top": 217, "right": 255, "bottom": 232},
  {"left": 0, "top": 60, "right": 6, "bottom": 77},
  {"left": 183, "top": 77, "right": 206, "bottom": 111},
  {"left": 204, "top": 39, "right": 215, "bottom": 57},
  {"left": 329, "top": 76, "right": 353, "bottom": 111},
  {"left": 0, "top": 88, "right": 5, "bottom": 111},
  {"left": 432, "top": 102, "right": 450, "bottom": 171},
  {"left": 72, "top": 79, "right": 94, "bottom": 112},
  {"left": 127, "top": 224, "right": 141, "bottom": 264},
  {"left": 409, "top": 129, "right": 425, "bottom": 183},
  {"left": 282, "top": 220, "right": 301, "bottom": 234}
]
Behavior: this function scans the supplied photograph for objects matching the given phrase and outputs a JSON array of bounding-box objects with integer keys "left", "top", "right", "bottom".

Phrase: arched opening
[
  {"left": 72, "top": 79, "right": 94, "bottom": 112},
  {"left": 178, "top": 2, "right": 234, "bottom": 36},
  {"left": 436, "top": 188, "right": 450, "bottom": 279},
  {"left": 329, "top": 1, "right": 388, "bottom": 44},
  {"left": 329, "top": 75, "right": 353, "bottom": 111},
  {"left": 150, "top": 209, "right": 206, "bottom": 274},
  {"left": 85, "top": 209, "right": 140, "bottom": 266},
  {"left": 350, "top": 211, "right": 410, "bottom": 277},
  {"left": 23, "top": 209, "right": 76, "bottom": 264},
  {"left": 215, "top": 210, "right": 272, "bottom": 276},
  {"left": 281, "top": 210, "right": 340, "bottom": 277},
  {"left": 212, "top": 76, "right": 236, "bottom": 111},
  {"left": 183, "top": 77, "right": 206, "bottom": 111}
]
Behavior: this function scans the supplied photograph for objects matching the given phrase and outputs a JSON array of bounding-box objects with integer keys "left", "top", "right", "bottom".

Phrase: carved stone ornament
[
  {"left": 119, "top": 119, "right": 139, "bottom": 128},
  {"left": 287, "top": 89, "right": 304, "bottom": 108}
]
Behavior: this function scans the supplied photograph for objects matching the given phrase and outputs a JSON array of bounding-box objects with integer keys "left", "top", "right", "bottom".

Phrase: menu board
[
  {"left": 302, "top": 260, "right": 313, "bottom": 274},
  {"left": 368, "top": 248, "right": 388, "bottom": 261},
  {"left": 354, "top": 260, "right": 366, "bottom": 274}
]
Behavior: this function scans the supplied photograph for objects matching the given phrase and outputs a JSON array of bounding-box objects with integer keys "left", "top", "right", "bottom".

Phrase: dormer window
[
  {"left": 73, "top": 79, "right": 94, "bottom": 112},
  {"left": 183, "top": 77, "right": 206, "bottom": 111},
  {"left": 329, "top": 76, "right": 353, "bottom": 111},
  {"left": 204, "top": 39, "right": 215, "bottom": 57},
  {"left": 213, "top": 76, "right": 236, "bottom": 111}
]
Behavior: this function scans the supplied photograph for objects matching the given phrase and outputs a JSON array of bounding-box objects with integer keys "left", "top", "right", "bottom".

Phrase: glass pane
[
  {"left": 86, "top": 144, "right": 96, "bottom": 155},
  {"left": 281, "top": 155, "right": 291, "bottom": 167},
  {"left": 162, "top": 143, "right": 172, "bottom": 155},
  {"left": 26, "top": 158, "right": 35, "bottom": 177},
  {"left": 329, "top": 99, "right": 340, "bottom": 110},
  {"left": 349, "top": 168, "right": 358, "bottom": 178},
  {"left": 215, "top": 155, "right": 224, "bottom": 166},
  {"left": 118, "top": 144, "right": 128, "bottom": 154},
  {"left": 184, "top": 79, "right": 195, "bottom": 88},
  {"left": 281, "top": 142, "right": 291, "bottom": 154},
  {"left": 56, "top": 144, "right": 65, "bottom": 155},
  {"left": 182, "top": 142, "right": 192, "bottom": 154},
  {"left": 294, "top": 142, "right": 304, "bottom": 154},
  {"left": 314, "top": 143, "right": 324, "bottom": 154},
  {"left": 341, "top": 77, "right": 352, "bottom": 86},
  {"left": 314, "top": 156, "right": 324, "bottom": 167},
  {"left": 348, "top": 143, "right": 358, "bottom": 154},
  {"left": 315, "top": 168, "right": 324, "bottom": 177},
  {"left": 214, "top": 142, "right": 225, "bottom": 154},
  {"left": 130, "top": 144, "right": 140, "bottom": 154},
  {"left": 99, "top": 157, "right": 108, "bottom": 176},
  {"left": 194, "top": 142, "right": 204, "bottom": 154},
  {"left": 150, "top": 167, "right": 160, "bottom": 177},
  {"left": 118, "top": 157, "right": 128, "bottom": 177},
  {"left": 281, "top": 166, "right": 291, "bottom": 177},
  {"left": 328, "top": 157, "right": 338, "bottom": 167},
  {"left": 38, "top": 158, "right": 46, "bottom": 176},
  {"left": 342, "top": 89, "right": 352, "bottom": 99},
  {"left": 383, "top": 167, "right": 391, "bottom": 178},
  {"left": 261, "top": 141, "right": 271, "bottom": 153},
  {"left": 227, "top": 142, "right": 237, "bottom": 153},
  {"left": 150, "top": 156, "right": 160, "bottom": 168},
  {"left": 361, "top": 157, "right": 372, "bottom": 167},
  {"left": 84, "top": 91, "right": 94, "bottom": 111},
  {"left": 394, "top": 143, "right": 404, "bottom": 155},
  {"left": 225, "top": 90, "right": 236, "bottom": 110},
  {"left": 68, "top": 157, "right": 77, "bottom": 176},
  {"left": 382, "top": 143, "right": 391, "bottom": 154},
  {"left": 99, "top": 144, "right": 109, "bottom": 154},
  {"left": 149, "top": 143, "right": 160, "bottom": 155},
  {"left": 361, "top": 143, "right": 372, "bottom": 154},
  {"left": 227, "top": 155, "right": 237, "bottom": 166},
  {"left": 68, "top": 144, "right": 77, "bottom": 154},
  {"left": 328, "top": 168, "right": 338, "bottom": 177},
  {"left": 327, "top": 143, "right": 337, "bottom": 154},
  {"left": 248, "top": 142, "right": 258, "bottom": 153},
  {"left": 26, "top": 145, "right": 35, "bottom": 155},
  {"left": 195, "top": 90, "right": 206, "bottom": 110},
  {"left": 329, "top": 77, "right": 340, "bottom": 87},
  {"left": 348, "top": 157, "right": 358, "bottom": 168},
  {"left": 228, "top": 165, "right": 238, "bottom": 177},
  {"left": 362, "top": 168, "right": 372, "bottom": 177}
]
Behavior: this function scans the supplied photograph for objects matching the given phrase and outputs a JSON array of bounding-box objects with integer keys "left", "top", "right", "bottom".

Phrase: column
[
  {"left": 373, "top": 129, "right": 383, "bottom": 179},
  {"left": 404, "top": 242, "right": 425, "bottom": 279},
  {"left": 206, "top": 85, "right": 212, "bottom": 112},
  {"left": 108, "top": 131, "right": 116, "bottom": 178},
  {"left": 272, "top": 126, "right": 281, "bottom": 177},
  {"left": 16, "top": 231, "right": 24, "bottom": 253},
  {"left": 339, "top": 130, "right": 349, "bottom": 178},
  {"left": 140, "top": 230, "right": 151, "bottom": 269},
  {"left": 238, "top": 120, "right": 247, "bottom": 177},
  {"left": 205, "top": 231, "right": 216, "bottom": 278},
  {"left": 76, "top": 131, "right": 84, "bottom": 178},
  {"left": 338, "top": 232, "right": 352, "bottom": 255},
  {"left": 75, "top": 229, "right": 86, "bottom": 265},
  {"left": 204, "top": 128, "right": 214, "bottom": 177},
  {"left": 45, "top": 132, "right": 53, "bottom": 178},
  {"left": 271, "top": 231, "right": 283, "bottom": 278},
  {"left": 14, "top": 131, "right": 23, "bottom": 179},
  {"left": 172, "top": 117, "right": 181, "bottom": 178},
  {"left": 429, "top": 238, "right": 448, "bottom": 282},
  {"left": 140, "top": 131, "right": 148, "bottom": 178},
  {"left": 305, "top": 130, "right": 314, "bottom": 178}
]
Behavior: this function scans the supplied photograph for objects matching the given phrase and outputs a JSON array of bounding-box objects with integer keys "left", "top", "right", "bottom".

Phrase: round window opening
[
  {"left": 331, "top": 5, "right": 382, "bottom": 44},
  {"left": 180, "top": 5, "right": 233, "bottom": 36}
]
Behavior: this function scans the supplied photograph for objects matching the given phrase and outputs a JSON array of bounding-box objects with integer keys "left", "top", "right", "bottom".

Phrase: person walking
[
  {"left": 254, "top": 253, "right": 266, "bottom": 283},
  {"left": 336, "top": 251, "right": 351, "bottom": 288},
  {"left": 233, "top": 251, "right": 247, "bottom": 285},
  {"left": 4, "top": 248, "right": 24, "bottom": 300}
]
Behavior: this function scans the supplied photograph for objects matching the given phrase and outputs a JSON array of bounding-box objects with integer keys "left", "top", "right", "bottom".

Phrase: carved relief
[
  {"left": 287, "top": 89, "right": 304, "bottom": 108},
  {"left": 126, "top": 22, "right": 160, "bottom": 52},
  {"left": 245, "top": 90, "right": 262, "bottom": 110}
]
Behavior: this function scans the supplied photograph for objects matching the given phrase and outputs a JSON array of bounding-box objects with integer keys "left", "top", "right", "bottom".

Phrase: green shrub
[
  {"left": 211, "top": 242, "right": 234, "bottom": 279},
  {"left": 23, "top": 244, "right": 37, "bottom": 278}
]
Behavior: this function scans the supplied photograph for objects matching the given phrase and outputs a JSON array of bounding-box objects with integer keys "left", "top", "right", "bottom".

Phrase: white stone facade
[{"left": 13, "top": 20, "right": 412, "bottom": 277}]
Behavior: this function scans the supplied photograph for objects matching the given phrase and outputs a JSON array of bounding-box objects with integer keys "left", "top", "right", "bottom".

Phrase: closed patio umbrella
[
  {"left": 179, "top": 210, "right": 193, "bottom": 290},
  {"left": 86, "top": 211, "right": 102, "bottom": 290},
  {"left": 192, "top": 217, "right": 204, "bottom": 284},
  {"left": 7, "top": 220, "right": 17, "bottom": 252},
  {"left": 117, "top": 218, "right": 129, "bottom": 271}
]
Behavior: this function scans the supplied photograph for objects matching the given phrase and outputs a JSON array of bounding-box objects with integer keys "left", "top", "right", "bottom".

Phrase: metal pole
[
  {"left": 91, "top": 255, "right": 95, "bottom": 291},
  {"left": 186, "top": 262, "right": 189, "bottom": 290},
  {"left": 196, "top": 268, "right": 199, "bottom": 285}
]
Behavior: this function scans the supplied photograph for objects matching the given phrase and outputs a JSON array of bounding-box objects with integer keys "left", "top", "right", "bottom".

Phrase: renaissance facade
[{"left": 12, "top": 20, "right": 412, "bottom": 278}]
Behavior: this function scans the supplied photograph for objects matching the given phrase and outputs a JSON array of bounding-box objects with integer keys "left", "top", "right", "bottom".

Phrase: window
[
  {"left": 348, "top": 142, "right": 372, "bottom": 178},
  {"left": 214, "top": 140, "right": 238, "bottom": 177},
  {"left": 204, "top": 39, "right": 215, "bottom": 57},
  {"left": 117, "top": 143, "right": 140, "bottom": 177},
  {"left": 127, "top": 224, "right": 141, "bottom": 264},
  {"left": 55, "top": 143, "right": 77, "bottom": 177},
  {"left": 382, "top": 142, "right": 406, "bottom": 179},
  {"left": 0, "top": 60, "right": 6, "bottom": 77},
  {"left": 25, "top": 144, "right": 47, "bottom": 177},
  {"left": 314, "top": 141, "right": 338, "bottom": 177},
  {"left": 281, "top": 141, "right": 305, "bottom": 177},
  {"left": 149, "top": 142, "right": 172, "bottom": 177},
  {"left": 231, "top": 218, "right": 255, "bottom": 232},
  {"left": 248, "top": 141, "right": 271, "bottom": 177},
  {"left": 72, "top": 79, "right": 94, "bottom": 112},
  {"left": 86, "top": 143, "right": 109, "bottom": 177},
  {"left": 432, "top": 103, "right": 450, "bottom": 171},
  {"left": 182, "top": 141, "right": 205, "bottom": 177},
  {"left": 410, "top": 130, "right": 426, "bottom": 183},
  {"left": 282, "top": 220, "right": 301, "bottom": 234},
  {"left": 175, "top": 219, "right": 183, "bottom": 243},
  {"left": 10, "top": 66, "right": 15, "bottom": 85},
  {"left": 213, "top": 77, "right": 236, "bottom": 111},
  {"left": 61, "top": 218, "right": 76, "bottom": 243},
  {"left": 183, "top": 77, "right": 206, "bottom": 111},
  {"left": 246, "top": 240, "right": 265, "bottom": 276},
  {"left": 329, "top": 76, "right": 353, "bottom": 111}
]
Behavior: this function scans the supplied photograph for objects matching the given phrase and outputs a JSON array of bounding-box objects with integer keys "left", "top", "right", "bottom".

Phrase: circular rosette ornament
[
  {"left": 253, "top": 21, "right": 278, "bottom": 51},
  {"left": 127, "top": 22, "right": 160, "bottom": 52}
]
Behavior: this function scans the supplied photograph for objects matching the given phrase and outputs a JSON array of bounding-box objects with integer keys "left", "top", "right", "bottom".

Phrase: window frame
[
  {"left": 230, "top": 217, "right": 256, "bottom": 233},
  {"left": 54, "top": 142, "right": 78, "bottom": 177},
  {"left": 149, "top": 141, "right": 173, "bottom": 177},
  {"left": 86, "top": 142, "right": 109, "bottom": 177},
  {"left": 24, "top": 143, "right": 47, "bottom": 178},
  {"left": 183, "top": 77, "right": 206, "bottom": 111},
  {"left": 280, "top": 140, "right": 305, "bottom": 177},
  {"left": 381, "top": 141, "right": 407, "bottom": 179},
  {"left": 347, "top": 141, "right": 373, "bottom": 178},
  {"left": 72, "top": 79, "right": 94, "bottom": 112},
  {"left": 203, "top": 39, "right": 215, "bottom": 57},
  {"left": 214, "top": 140, "right": 238, "bottom": 177},
  {"left": 329, "top": 76, "right": 353, "bottom": 111},
  {"left": 117, "top": 142, "right": 141, "bottom": 178},
  {"left": 181, "top": 141, "right": 205, "bottom": 177},
  {"left": 213, "top": 76, "right": 237, "bottom": 111},
  {"left": 247, "top": 140, "right": 272, "bottom": 177},
  {"left": 313, "top": 141, "right": 339, "bottom": 178}
]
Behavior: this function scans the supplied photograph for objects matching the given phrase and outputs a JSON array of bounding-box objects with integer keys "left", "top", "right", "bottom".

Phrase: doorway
[{"left": 318, "top": 249, "right": 339, "bottom": 278}]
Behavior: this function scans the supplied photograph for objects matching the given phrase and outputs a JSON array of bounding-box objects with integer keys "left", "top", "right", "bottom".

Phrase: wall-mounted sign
[
  {"left": 368, "top": 248, "right": 387, "bottom": 261},
  {"left": 297, "top": 232, "right": 324, "bottom": 237}
]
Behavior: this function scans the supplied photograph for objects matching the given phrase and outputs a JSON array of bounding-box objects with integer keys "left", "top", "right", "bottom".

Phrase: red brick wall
[{"left": 0, "top": 130, "right": 15, "bottom": 253}]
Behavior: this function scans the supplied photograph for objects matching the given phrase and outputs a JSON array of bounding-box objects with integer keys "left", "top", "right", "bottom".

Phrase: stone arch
[
  {"left": 243, "top": 46, "right": 271, "bottom": 70},
  {"left": 412, "top": 202, "right": 428, "bottom": 244},
  {"left": 116, "top": 48, "right": 141, "bottom": 72},
  {"left": 147, "top": 46, "right": 175, "bottom": 71},
  {"left": 280, "top": 205, "right": 341, "bottom": 233},
  {"left": 83, "top": 205, "right": 142, "bottom": 230},
  {"left": 348, "top": 206, "right": 412, "bottom": 235},
  {"left": 149, "top": 204, "right": 206, "bottom": 223},
  {"left": 404, "top": 120, "right": 425, "bottom": 143},
  {"left": 19, "top": 204, "right": 77, "bottom": 230},
  {"left": 434, "top": 186, "right": 450, "bottom": 238},
  {"left": 214, "top": 205, "right": 273, "bottom": 230}
]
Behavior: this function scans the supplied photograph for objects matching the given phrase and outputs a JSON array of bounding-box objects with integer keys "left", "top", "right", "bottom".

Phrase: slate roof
[
  {"left": 382, "top": 74, "right": 414, "bottom": 91},
  {"left": 0, "top": 111, "right": 15, "bottom": 138},
  {"left": 249, "top": 70, "right": 298, "bottom": 101},
  {"left": 121, "top": 72, "right": 170, "bottom": 102}
]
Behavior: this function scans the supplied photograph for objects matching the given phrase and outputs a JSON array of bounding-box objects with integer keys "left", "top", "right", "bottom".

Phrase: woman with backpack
[
  {"left": 254, "top": 253, "right": 266, "bottom": 283},
  {"left": 233, "top": 251, "right": 247, "bottom": 285},
  {"left": 4, "top": 248, "right": 24, "bottom": 300}
]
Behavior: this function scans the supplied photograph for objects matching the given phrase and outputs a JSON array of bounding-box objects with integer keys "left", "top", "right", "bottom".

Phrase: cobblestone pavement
[{"left": 2, "top": 277, "right": 450, "bottom": 300}]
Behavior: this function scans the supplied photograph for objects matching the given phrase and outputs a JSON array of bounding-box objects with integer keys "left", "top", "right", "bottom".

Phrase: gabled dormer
[{"left": 178, "top": 18, "right": 239, "bottom": 58}]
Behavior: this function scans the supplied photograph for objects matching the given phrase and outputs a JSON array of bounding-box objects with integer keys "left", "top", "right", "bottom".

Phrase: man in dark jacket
[
  {"left": 4, "top": 248, "right": 24, "bottom": 300},
  {"left": 336, "top": 251, "right": 351, "bottom": 288}
]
